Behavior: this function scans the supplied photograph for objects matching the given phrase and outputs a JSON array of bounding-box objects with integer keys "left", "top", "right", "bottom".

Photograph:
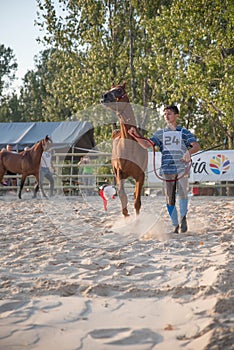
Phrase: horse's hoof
[{"left": 122, "top": 208, "right": 129, "bottom": 217}]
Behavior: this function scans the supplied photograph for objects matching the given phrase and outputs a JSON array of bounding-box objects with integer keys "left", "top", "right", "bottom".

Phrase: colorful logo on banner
[{"left": 209, "top": 154, "right": 230, "bottom": 175}]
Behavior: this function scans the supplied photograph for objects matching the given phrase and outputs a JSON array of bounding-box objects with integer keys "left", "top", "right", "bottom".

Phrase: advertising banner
[{"left": 147, "top": 150, "right": 234, "bottom": 183}]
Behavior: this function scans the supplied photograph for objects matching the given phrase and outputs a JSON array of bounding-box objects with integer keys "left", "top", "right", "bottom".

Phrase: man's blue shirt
[{"left": 150, "top": 126, "right": 197, "bottom": 175}]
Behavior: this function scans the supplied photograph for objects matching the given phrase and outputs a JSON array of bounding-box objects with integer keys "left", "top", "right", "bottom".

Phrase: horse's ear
[
  {"left": 122, "top": 81, "right": 126, "bottom": 89},
  {"left": 111, "top": 83, "right": 116, "bottom": 88}
]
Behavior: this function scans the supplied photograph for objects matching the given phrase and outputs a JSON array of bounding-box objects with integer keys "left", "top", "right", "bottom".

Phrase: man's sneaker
[
  {"left": 181, "top": 216, "right": 188, "bottom": 233},
  {"left": 173, "top": 225, "right": 179, "bottom": 233}
]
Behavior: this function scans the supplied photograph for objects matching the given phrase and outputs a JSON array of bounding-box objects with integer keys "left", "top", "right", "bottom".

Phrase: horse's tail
[{"left": 0, "top": 152, "right": 6, "bottom": 175}]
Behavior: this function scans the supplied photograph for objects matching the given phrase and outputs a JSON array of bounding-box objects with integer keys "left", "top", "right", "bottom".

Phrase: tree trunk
[{"left": 129, "top": 3, "right": 136, "bottom": 102}]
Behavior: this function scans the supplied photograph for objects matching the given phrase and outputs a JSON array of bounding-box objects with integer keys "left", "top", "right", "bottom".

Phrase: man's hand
[
  {"left": 182, "top": 150, "right": 191, "bottom": 163},
  {"left": 128, "top": 127, "right": 138, "bottom": 138}
]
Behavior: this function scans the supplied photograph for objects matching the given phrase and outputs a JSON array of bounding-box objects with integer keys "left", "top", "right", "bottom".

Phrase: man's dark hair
[{"left": 164, "top": 105, "right": 179, "bottom": 114}]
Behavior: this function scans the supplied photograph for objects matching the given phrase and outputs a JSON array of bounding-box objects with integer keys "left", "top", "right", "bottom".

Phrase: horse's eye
[{"left": 116, "top": 89, "right": 122, "bottom": 95}]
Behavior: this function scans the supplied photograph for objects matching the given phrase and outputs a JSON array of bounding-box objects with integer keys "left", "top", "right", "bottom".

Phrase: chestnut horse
[
  {"left": 101, "top": 82, "right": 148, "bottom": 216},
  {"left": 0, "top": 135, "right": 52, "bottom": 199}
]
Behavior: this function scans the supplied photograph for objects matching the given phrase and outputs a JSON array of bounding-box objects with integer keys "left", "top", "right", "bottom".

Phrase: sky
[{"left": 0, "top": 0, "right": 45, "bottom": 92}]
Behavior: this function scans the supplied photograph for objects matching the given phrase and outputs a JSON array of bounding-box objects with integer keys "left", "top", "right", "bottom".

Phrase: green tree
[
  {"left": 35, "top": 0, "right": 171, "bottom": 136},
  {"left": 18, "top": 48, "right": 73, "bottom": 121},
  {"left": 0, "top": 93, "right": 22, "bottom": 122},
  {"left": 0, "top": 44, "right": 17, "bottom": 96},
  {"left": 145, "top": 0, "right": 234, "bottom": 148},
  {"left": 35, "top": 0, "right": 234, "bottom": 149},
  {"left": 19, "top": 70, "right": 45, "bottom": 121}
]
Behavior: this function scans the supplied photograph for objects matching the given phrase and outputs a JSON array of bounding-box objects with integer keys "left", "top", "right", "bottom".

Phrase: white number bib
[{"left": 163, "top": 130, "right": 182, "bottom": 151}]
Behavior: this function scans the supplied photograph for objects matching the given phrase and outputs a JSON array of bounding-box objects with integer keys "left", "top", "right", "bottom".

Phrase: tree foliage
[
  {"left": 18, "top": 49, "right": 73, "bottom": 121},
  {"left": 34, "top": 0, "right": 234, "bottom": 148},
  {"left": 0, "top": 94, "right": 22, "bottom": 122},
  {"left": 145, "top": 0, "right": 234, "bottom": 148},
  {"left": 0, "top": 44, "right": 17, "bottom": 96},
  {"left": 1, "top": 0, "right": 233, "bottom": 149}
]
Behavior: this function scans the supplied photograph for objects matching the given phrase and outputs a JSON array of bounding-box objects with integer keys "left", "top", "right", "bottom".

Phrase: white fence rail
[{"left": 1, "top": 152, "right": 234, "bottom": 196}]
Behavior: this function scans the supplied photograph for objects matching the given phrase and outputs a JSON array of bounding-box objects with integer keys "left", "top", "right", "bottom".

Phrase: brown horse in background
[
  {"left": 101, "top": 82, "right": 148, "bottom": 216},
  {"left": 0, "top": 135, "right": 52, "bottom": 199}
]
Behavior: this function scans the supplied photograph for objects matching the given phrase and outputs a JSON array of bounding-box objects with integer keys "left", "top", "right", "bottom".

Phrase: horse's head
[
  {"left": 101, "top": 82, "right": 137, "bottom": 128},
  {"left": 43, "top": 135, "right": 53, "bottom": 151},
  {"left": 101, "top": 82, "right": 129, "bottom": 111}
]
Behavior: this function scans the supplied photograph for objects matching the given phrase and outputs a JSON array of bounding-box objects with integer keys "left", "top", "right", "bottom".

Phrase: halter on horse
[
  {"left": 101, "top": 82, "right": 148, "bottom": 216},
  {"left": 0, "top": 135, "right": 52, "bottom": 199}
]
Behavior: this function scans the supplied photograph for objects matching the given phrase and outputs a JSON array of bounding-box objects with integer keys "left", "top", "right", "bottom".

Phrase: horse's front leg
[
  {"left": 18, "top": 175, "right": 26, "bottom": 199},
  {"left": 32, "top": 174, "right": 40, "bottom": 198},
  {"left": 134, "top": 172, "right": 145, "bottom": 215},
  {"left": 117, "top": 176, "right": 129, "bottom": 217}
]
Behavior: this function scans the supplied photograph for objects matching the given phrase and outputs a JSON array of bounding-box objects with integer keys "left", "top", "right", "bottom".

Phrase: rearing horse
[
  {"left": 101, "top": 82, "right": 148, "bottom": 216},
  {"left": 0, "top": 135, "right": 52, "bottom": 199}
]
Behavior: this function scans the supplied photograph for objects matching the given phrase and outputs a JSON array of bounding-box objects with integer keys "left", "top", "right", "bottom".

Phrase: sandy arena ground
[{"left": 0, "top": 192, "right": 233, "bottom": 350}]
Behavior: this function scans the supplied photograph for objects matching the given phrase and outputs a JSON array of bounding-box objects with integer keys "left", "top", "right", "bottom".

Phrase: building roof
[{"left": 0, "top": 121, "right": 95, "bottom": 152}]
